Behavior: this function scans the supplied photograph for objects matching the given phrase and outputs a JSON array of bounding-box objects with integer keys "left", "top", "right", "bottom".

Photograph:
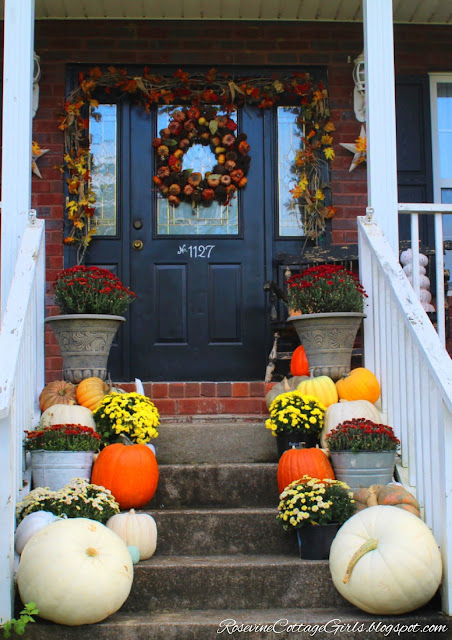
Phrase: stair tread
[
  {"left": 156, "top": 462, "right": 278, "bottom": 468},
  {"left": 139, "top": 554, "right": 321, "bottom": 567},
  {"left": 149, "top": 507, "right": 277, "bottom": 514}
]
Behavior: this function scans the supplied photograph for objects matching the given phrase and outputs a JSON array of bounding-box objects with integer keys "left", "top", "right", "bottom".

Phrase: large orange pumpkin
[
  {"left": 290, "top": 345, "right": 310, "bottom": 377},
  {"left": 76, "top": 377, "right": 110, "bottom": 411},
  {"left": 335, "top": 367, "right": 380, "bottom": 404},
  {"left": 91, "top": 443, "right": 159, "bottom": 509},
  {"left": 277, "top": 447, "right": 335, "bottom": 494}
]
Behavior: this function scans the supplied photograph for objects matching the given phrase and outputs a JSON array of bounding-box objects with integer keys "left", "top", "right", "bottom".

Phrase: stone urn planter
[
  {"left": 45, "top": 314, "right": 125, "bottom": 383},
  {"left": 329, "top": 450, "right": 397, "bottom": 493},
  {"left": 287, "top": 312, "right": 366, "bottom": 381}
]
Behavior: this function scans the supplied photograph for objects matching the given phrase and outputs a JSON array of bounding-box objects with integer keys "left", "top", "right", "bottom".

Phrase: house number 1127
[{"left": 177, "top": 244, "right": 215, "bottom": 258}]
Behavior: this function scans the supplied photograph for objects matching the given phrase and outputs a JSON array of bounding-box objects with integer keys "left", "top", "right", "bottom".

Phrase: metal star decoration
[
  {"left": 32, "top": 141, "right": 49, "bottom": 178},
  {"left": 340, "top": 125, "right": 367, "bottom": 172}
]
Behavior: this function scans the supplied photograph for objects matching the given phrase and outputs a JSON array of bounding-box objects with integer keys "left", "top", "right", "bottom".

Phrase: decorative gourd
[
  {"left": 40, "top": 404, "right": 96, "bottom": 430},
  {"left": 320, "top": 400, "right": 382, "bottom": 449},
  {"left": 336, "top": 367, "right": 380, "bottom": 404},
  {"left": 107, "top": 509, "right": 157, "bottom": 560},
  {"left": 39, "top": 380, "right": 77, "bottom": 412},
  {"left": 265, "top": 376, "right": 309, "bottom": 409},
  {"left": 329, "top": 505, "right": 442, "bottom": 615},
  {"left": 290, "top": 345, "right": 310, "bottom": 377},
  {"left": 76, "top": 377, "right": 110, "bottom": 411},
  {"left": 353, "top": 484, "right": 420, "bottom": 518},
  {"left": 14, "top": 511, "right": 59, "bottom": 555},
  {"left": 91, "top": 443, "right": 159, "bottom": 509},
  {"left": 297, "top": 374, "right": 338, "bottom": 408},
  {"left": 277, "top": 447, "right": 335, "bottom": 494},
  {"left": 17, "top": 518, "right": 133, "bottom": 625}
]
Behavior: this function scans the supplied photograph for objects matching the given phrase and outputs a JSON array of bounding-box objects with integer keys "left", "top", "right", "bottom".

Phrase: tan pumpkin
[
  {"left": 336, "top": 367, "right": 380, "bottom": 404},
  {"left": 297, "top": 374, "right": 338, "bottom": 408},
  {"left": 265, "top": 376, "right": 309, "bottom": 409},
  {"left": 320, "top": 400, "right": 382, "bottom": 449},
  {"left": 106, "top": 509, "right": 157, "bottom": 560},
  {"left": 40, "top": 404, "right": 96, "bottom": 430},
  {"left": 39, "top": 381, "right": 77, "bottom": 412},
  {"left": 353, "top": 484, "right": 420, "bottom": 518},
  {"left": 76, "top": 377, "right": 110, "bottom": 411}
]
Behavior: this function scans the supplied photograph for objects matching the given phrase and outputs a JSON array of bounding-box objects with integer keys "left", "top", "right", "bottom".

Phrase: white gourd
[
  {"left": 40, "top": 403, "right": 96, "bottom": 430},
  {"left": 320, "top": 400, "right": 382, "bottom": 449},
  {"left": 329, "top": 505, "right": 442, "bottom": 615},
  {"left": 14, "top": 511, "right": 59, "bottom": 554},
  {"left": 17, "top": 518, "right": 133, "bottom": 625},
  {"left": 106, "top": 509, "right": 157, "bottom": 560}
]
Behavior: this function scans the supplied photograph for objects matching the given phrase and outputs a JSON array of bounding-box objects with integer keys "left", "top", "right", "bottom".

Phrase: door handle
[{"left": 133, "top": 240, "right": 144, "bottom": 251}]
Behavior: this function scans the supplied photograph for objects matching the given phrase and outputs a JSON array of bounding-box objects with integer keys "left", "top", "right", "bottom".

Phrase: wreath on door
[{"left": 152, "top": 105, "right": 251, "bottom": 207}]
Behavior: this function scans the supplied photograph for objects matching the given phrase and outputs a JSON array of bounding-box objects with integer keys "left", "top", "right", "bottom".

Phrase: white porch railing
[
  {"left": 0, "top": 212, "right": 45, "bottom": 623},
  {"left": 358, "top": 212, "right": 452, "bottom": 615}
]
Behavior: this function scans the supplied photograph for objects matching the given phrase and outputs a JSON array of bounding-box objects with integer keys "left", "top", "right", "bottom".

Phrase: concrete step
[
  {"left": 151, "top": 508, "right": 298, "bottom": 556},
  {"left": 149, "top": 463, "right": 279, "bottom": 508},
  {"left": 23, "top": 607, "right": 452, "bottom": 640},
  {"left": 156, "top": 416, "right": 276, "bottom": 464},
  {"left": 123, "top": 555, "right": 347, "bottom": 612}
]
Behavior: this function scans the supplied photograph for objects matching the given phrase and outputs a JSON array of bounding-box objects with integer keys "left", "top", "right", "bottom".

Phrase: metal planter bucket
[
  {"left": 287, "top": 312, "right": 366, "bottom": 381},
  {"left": 329, "top": 450, "right": 397, "bottom": 493},
  {"left": 31, "top": 450, "right": 94, "bottom": 491}
]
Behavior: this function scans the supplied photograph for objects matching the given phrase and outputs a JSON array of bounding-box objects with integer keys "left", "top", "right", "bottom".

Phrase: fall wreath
[{"left": 152, "top": 105, "right": 250, "bottom": 207}]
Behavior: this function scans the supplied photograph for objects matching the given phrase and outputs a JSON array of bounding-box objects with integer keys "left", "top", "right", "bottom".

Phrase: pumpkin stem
[
  {"left": 343, "top": 538, "right": 379, "bottom": 584},
  {"left": 366, "top": 485, "right": 379, "bottom": 507},
  {"left": 120, "top": 434, "right": 134, "bottom": 446},
  {"left": 283, "top": 377, "right": 291, "bottom": 392},
  {"left": 86, "top": 547, "right": 99, "bottom": 557}
]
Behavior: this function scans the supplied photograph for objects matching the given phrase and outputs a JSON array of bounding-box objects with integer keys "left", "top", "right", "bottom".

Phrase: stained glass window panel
[
  {"left": 156, "top": 106, "right": 238, "bottom": 236},
  {"left": 89, "top": 104, "right": 117, "bottom": 236},
  {"left": 277, "top": 107, "right": 305, "bottom": 237}
]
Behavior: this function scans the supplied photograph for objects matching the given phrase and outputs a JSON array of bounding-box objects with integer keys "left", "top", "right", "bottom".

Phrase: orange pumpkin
[
  {"left": 290, "top": 345, "right": 310, "bottom": 377},
  {"left": 76, "top": 377, "right": 110, "bottom": 411},
  {"left": 91, "top": 443, "right": 159, "bottom": 509},
  {"left": 39, "top": 380, "right": 77, "bottom": 412},
  {"left": 277, "top": 447, "right": 335, "bottom": 494},
  {"left": 335, "top": 367, "right": 380, "bottom": 404},
  {"left": 353, "top": 484, "right": 420, "bottom": 518}
]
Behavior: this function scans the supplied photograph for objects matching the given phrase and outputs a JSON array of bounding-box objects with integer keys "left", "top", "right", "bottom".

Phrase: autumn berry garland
[{"left": 153, "top": 105, "right": 250, "bottom": 207}]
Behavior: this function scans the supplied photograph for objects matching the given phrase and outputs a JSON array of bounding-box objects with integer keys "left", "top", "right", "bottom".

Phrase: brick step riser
[
  {"left": 151, "top": 510, "right": 297, "bottom": 556},
  {"left": 148, "top": 464, "right": 279, "bottom": 509},
  {"left": 155, "top": 422, "right": 276, "bottom": 464},
  {"left": 124, "top": 560, "right": 347, "bottom": 612}
]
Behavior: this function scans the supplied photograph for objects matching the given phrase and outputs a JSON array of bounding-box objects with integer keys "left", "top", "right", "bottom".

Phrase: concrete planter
[
  {"left": 45, "top": 314, "right": 125, "bottom": 383},
  {"left": 287, "top": 312, "right": 366, "bottom": 381},
  {"left": 329, "top": 450, "right": 397, "bottom": 493},
  {"left": 31, "top": 450, "right": 94, "bottom": 491}
]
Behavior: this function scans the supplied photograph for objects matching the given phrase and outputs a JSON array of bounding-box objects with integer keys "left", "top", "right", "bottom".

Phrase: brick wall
[{"left": 29, "top": 19, "right": 452, "bottom": 380}]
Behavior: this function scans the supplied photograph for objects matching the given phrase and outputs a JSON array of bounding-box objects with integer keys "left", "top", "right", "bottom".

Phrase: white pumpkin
[
  {"left": 14, "top": 511, "right": 59, "bottom": 554},
  {"left": 40, "top": 404, "right": 96, "bottom": 430},
  {"left": 329, "top": 505, "right": 442, "bottom": 615},
  {"left": 106, "top": 509, "right": 157, "bottom": 560},
  {"left": 320, "top": 400, "right": 382, "bottom": 449},
  {"left": 17, "top": 517, "right": 133, "bottom": 625}
]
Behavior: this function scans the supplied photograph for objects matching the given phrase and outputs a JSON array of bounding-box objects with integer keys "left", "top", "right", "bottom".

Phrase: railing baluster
[
  {"left": 435, "top": 212, "right": 446, "bottom": 346},
  {"left": 410, "top": 212, "right": 421, "bottom": 300},
  {"left": 398, "top": 316, "right": 409, "bottom": 467}
]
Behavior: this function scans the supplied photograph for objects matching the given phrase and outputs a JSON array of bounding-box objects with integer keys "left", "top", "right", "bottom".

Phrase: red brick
[
  {"left": 265, "top": 382, "right": 276, "bottom": 393},
  {"left": 232, "top": 382, "right": 249, "bottom": 397},
  {"left": 178, "top": 398, "right": 220, "bottom": 415},
  {"left": 184, "top": 382, "right": 201, "bottom": 397},
  {"left": 201, "top": 382, "right": 216, "bottom": 397},
  {"left": 151, "top": 383, "right": 169, "bottom": 399},
  {"left": 218, "top": 398, "right": 264, "bottom": 414},
  {"left": 168, "top": 383, "right": 185, "bottom": 398},
  {"left": 249, "top": 382, "right": 265, "bottom": 397},
  {"left": 217, "top": 383, "right": 232, "bottom": 397},
  {"left": 153, "top": 398, "right": 177, "bottom": 415},
  {"left": 116, "top": 383, "right": 135, "bottom": 392}
]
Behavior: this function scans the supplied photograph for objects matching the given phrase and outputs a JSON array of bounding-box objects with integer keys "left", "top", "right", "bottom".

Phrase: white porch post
[
  {"left": 1, "top": 0, "right": 35, "bottom": 317},
  {"left": 362, "top": 0, "right": 399, "bottom": 255}
]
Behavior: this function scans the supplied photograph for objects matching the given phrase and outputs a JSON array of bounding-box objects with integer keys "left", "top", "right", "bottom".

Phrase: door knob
[
  {"left": 133, "top": 219, "right": 143, "bottom": 230},
  {"left": 133, "top": 240, "right": 144, "bottom": 250}
]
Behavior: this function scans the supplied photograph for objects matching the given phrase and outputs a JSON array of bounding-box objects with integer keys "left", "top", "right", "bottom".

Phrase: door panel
[{"left": 129, "top": 103, "right": 267, "bottom": 381}]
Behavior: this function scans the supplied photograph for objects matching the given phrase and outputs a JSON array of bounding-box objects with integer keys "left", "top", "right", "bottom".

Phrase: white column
[
  {"left": 363, "top": 0, "right": 399, "bottom": 255},
  {"left": 1, "top": 0, "right": 35, "bottom": 317}
]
